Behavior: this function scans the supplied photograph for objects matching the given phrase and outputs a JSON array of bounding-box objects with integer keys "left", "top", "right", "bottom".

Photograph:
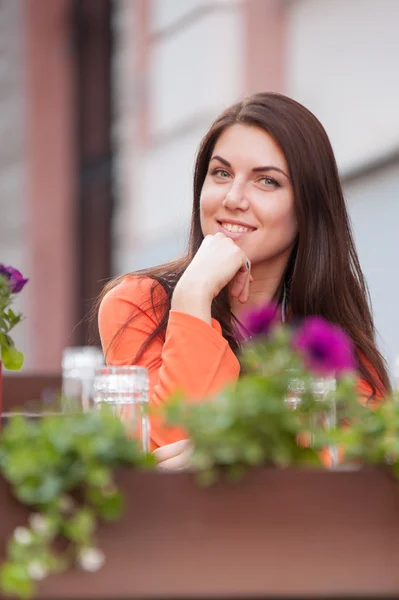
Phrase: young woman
[{"left": 98, "top": 92, "right": 390, "bottom": 468}]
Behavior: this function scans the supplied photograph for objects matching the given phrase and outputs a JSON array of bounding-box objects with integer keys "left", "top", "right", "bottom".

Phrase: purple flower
[
  {"left": 242, "top": 303, "right": 279, "bottom": 338},
  {"left": 293, "top": 316, "right": 356, "bottom": 376},
  {"left": 0, "top": 264, "right": 28, "bottom": 293}
]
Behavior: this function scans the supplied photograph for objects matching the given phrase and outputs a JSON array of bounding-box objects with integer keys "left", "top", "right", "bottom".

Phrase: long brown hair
[{"left": 97, "top": 92, "right": 390, "bottom": 396}]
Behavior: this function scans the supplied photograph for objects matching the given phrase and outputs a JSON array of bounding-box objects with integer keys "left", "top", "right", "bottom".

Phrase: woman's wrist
[{"left": 171, "top": 280, "right": 213, "bottom": 325}]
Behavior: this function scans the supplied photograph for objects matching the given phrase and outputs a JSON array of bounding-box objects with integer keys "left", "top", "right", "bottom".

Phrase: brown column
[
  {"left": 25, "top": 0, "right": 77, "bottom": 371},
  {"left": 243, "top": 0, "right": 287, "bottom": 95}
]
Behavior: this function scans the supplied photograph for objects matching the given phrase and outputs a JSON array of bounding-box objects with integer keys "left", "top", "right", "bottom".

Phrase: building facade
[{"left": 1, "top": 0, "right": 398, "bottom": 374}]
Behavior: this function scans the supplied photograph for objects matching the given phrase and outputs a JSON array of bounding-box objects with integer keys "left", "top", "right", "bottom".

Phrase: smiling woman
[
  {"left": 96, "top": 92, "right": 390, "bottom": 466},
  {"left": 199, "top": 124, "right": 297, "bottom": 312}
]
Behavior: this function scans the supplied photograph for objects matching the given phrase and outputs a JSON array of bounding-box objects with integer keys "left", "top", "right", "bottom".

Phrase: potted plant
[
  {"left": 0, "top": 265, "right": 28, "bottom": 412},
  {"left": 0, "top": 409, "right": 155, "bottom": 599},
  {"left": 164, "top": 307, "right": 361, "bottom": 482},
  {"left": 1, "top": 304, "right": 399, "bottom": 599}
]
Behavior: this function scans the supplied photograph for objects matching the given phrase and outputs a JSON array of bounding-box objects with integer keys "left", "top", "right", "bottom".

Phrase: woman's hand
[
  {"left": 152, "top": 439, "right": 194, "bottom": 471},
  {"left": 171, "top": 233, "right": 251, "bottom": 323},
  {"left": 182, "top": 233, "right": 251, "bottom": 301}
]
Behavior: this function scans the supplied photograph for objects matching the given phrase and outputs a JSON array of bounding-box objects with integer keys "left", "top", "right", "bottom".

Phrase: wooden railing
[
  {"left": 2, "top": 374, "right": 62, "bottom": 412},
  {"left": 1, "top": 467, "right": 399, "bottom": 598},
  {"left": 2, "top": 381, "right": 399, "bottom": 598}
]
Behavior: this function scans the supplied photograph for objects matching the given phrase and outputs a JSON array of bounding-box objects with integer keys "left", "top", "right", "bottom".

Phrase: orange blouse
[{"left": 98, "top": 275, "right": 378, "bottom": 451}]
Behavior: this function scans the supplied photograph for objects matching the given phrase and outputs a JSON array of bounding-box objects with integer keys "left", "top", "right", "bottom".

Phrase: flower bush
[
  {"left": 1, "top": 300, "right": 397, "bottom": 599},
  {"left": 0, "top": 264, "right": 28, "bottom": 370},
  {"left": 0, "top": 409, "right": 155, "bottom": 599},
  {"left": 165, "top": 308, "right": 361, "bottom": 484}
]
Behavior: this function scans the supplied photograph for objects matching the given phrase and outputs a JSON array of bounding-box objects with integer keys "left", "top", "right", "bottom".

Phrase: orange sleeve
[
  {"left": 357, "top": 379, "right": 382, "bottom": 409},
  {"left": 98, "top": 276, "right": 240, "bottom": 449},
  {"left": 356, "top": 353, "right": 385, "bottom": 409}
]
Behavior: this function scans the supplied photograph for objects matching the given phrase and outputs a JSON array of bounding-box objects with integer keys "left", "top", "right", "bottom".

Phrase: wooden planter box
[{"left": 1, "top": 467, "right": 399, "bottom": 599}]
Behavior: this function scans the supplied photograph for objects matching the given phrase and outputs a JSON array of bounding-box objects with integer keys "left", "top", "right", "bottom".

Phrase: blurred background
[{"left": 0, "top": 0, "right": 398, "bottom": 377}]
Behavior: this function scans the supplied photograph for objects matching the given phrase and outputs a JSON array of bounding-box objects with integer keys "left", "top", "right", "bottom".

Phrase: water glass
[
  {"left": 285, "top": 376, "right": 305, "bottom": 410},
  {"left": 92, "top": 366, "right": 150, "bottom": 453},
  {"left": 285, "top": 373, "right": 338, "bottom": 467},
  {"left": 310, "top": 376, "right": 338, "bottom": 467},
  {"left": 62, "top": 346, "right": 104, "bottom": 412}
]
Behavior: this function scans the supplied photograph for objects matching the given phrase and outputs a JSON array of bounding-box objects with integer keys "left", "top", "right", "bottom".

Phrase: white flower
[
  {"left": 27, "top": 560, "right": 48, "bottom": 581},
  {"left": 13, "top": 527, "right": 32, "bottom": 545},
  {"left": 29, "top": 513, "right": 51, "bottom": 536},
  {"left": 78, "top": 547, "right": 105, "bottom": 572}
]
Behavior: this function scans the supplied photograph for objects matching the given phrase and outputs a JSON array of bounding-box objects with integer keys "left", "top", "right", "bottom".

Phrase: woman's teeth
[{"left": 221, "top": 222, "right": 252, "bottom": 233}]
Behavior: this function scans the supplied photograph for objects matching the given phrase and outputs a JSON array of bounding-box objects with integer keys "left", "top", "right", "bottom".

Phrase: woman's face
[{"left": 200, "top": 124, "right": 297, "bottom": 274}]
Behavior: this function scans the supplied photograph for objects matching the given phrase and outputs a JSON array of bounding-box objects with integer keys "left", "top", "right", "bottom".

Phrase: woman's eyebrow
[
  {"left": 252, "top": 165, "right": 290, "bottom": 179},
  {"left": 210, "top": 155, "right": 290, "bottom": 179}
]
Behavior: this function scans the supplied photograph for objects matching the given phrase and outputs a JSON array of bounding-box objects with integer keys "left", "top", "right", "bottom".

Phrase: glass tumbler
[
  {"left": 310, "top": 376, "right": 338, "bottom": 467},
  {"left": 92, "top": 366, "right": 150, "bottom": 453},
  {"left": 62, "top": 346, "right": 104, "bottom": 412},
  {"left": 285, "top": 376, "right": 305, "bottom": 410}
]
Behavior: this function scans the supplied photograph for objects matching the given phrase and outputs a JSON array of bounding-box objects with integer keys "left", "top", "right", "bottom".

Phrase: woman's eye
[
  {"left": 259, "top": 176, "right": 280, "bottom": 188},
  {"left": 211, "top": 168, "right": 230, "bottom": 179}
]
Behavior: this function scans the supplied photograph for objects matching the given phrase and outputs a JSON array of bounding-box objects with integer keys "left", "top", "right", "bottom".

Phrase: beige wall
[
  {"left": 286, "top": 0, "right": 399, "bottom": 374},
  {"left": 286, "top": 0, "right": 399, "bottom": 173},
  {"left": 345, "top": 162, "right": 399, "bottom": 373}
]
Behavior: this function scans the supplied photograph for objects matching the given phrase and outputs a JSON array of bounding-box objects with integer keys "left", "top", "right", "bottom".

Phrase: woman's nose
[{"left": 222, "top": 181, "right": 250, "bottom": 211}]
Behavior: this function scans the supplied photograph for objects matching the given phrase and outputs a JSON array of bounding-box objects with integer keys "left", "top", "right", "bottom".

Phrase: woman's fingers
[
  {"left": 177, "top": 233, "right": 252, "bottom": 302},
  {"left": 240, "top": 257, "right": 251, "bottom": 274},
  {"left": 153, "top": 439, "right": 193, "bottom": 471},
  {"left": 230, "top": 256, "right": 251, "bottom": 303},
  {"left": 237, "top": 268, "right": 252, "bottom": 304},
  {"left": 156, "top": 452, "right": 191, "bottom": 471},
  {"left": 152, "top": 439, "right": 190, "bottom": 461}
]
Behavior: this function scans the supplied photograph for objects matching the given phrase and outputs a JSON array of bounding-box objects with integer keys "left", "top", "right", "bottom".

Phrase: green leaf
[
  {"left": 6, "top": 309, "right": 22, "bottom": 329},
  {"left": 0, "top": 562, "right": 34, "bottom": 599},
  {"left": 96, "top": 490, "right": 123, "bottom": 521},
  {"left": 1, "top": 344, "right": 24, "bottom": 370},
  {"left": 86, "top": 465, "right": 111, "bottom": 487},
  {"left": 63, "top": 508, "right": 95, "bottom": 544},
  {"left": 294, "top": 447, "right": 322, "bottom": 467}
]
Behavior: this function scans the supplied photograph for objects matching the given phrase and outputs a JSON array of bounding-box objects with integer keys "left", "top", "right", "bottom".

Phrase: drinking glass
[
  {"left": 62, "top": 346, "right": 104, "bottom": 412},
  {"left": 285, "top": 376, "right": 305, "bottom": 410},
  {"left": 310, "top": 376, "right": 338, "bottom": 467},
  {"left": 285, "top": 373, "right": 338, "bottom": 467},
  {"left": 92, "top": 366, "right": 150, "bottom": 453}
]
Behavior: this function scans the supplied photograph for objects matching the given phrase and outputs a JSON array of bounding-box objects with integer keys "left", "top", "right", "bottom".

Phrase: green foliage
[
  {"left": 164, "top": 321, "right": 399, "bottom": 490},
  {"left": 331, "top": 392, "right": 399, "bottom": 472},
  {"left": 165, "top": 324, "right": 361, "bottom": 484},
  {"left": 0, "top": 275, "right": 25, "bottom": 370},
  {"left": 1, "top": 312, "right": 397, "bottom": 599},
  {"left": 0, "top": 408, "right": 155, "bottom": 598}
]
